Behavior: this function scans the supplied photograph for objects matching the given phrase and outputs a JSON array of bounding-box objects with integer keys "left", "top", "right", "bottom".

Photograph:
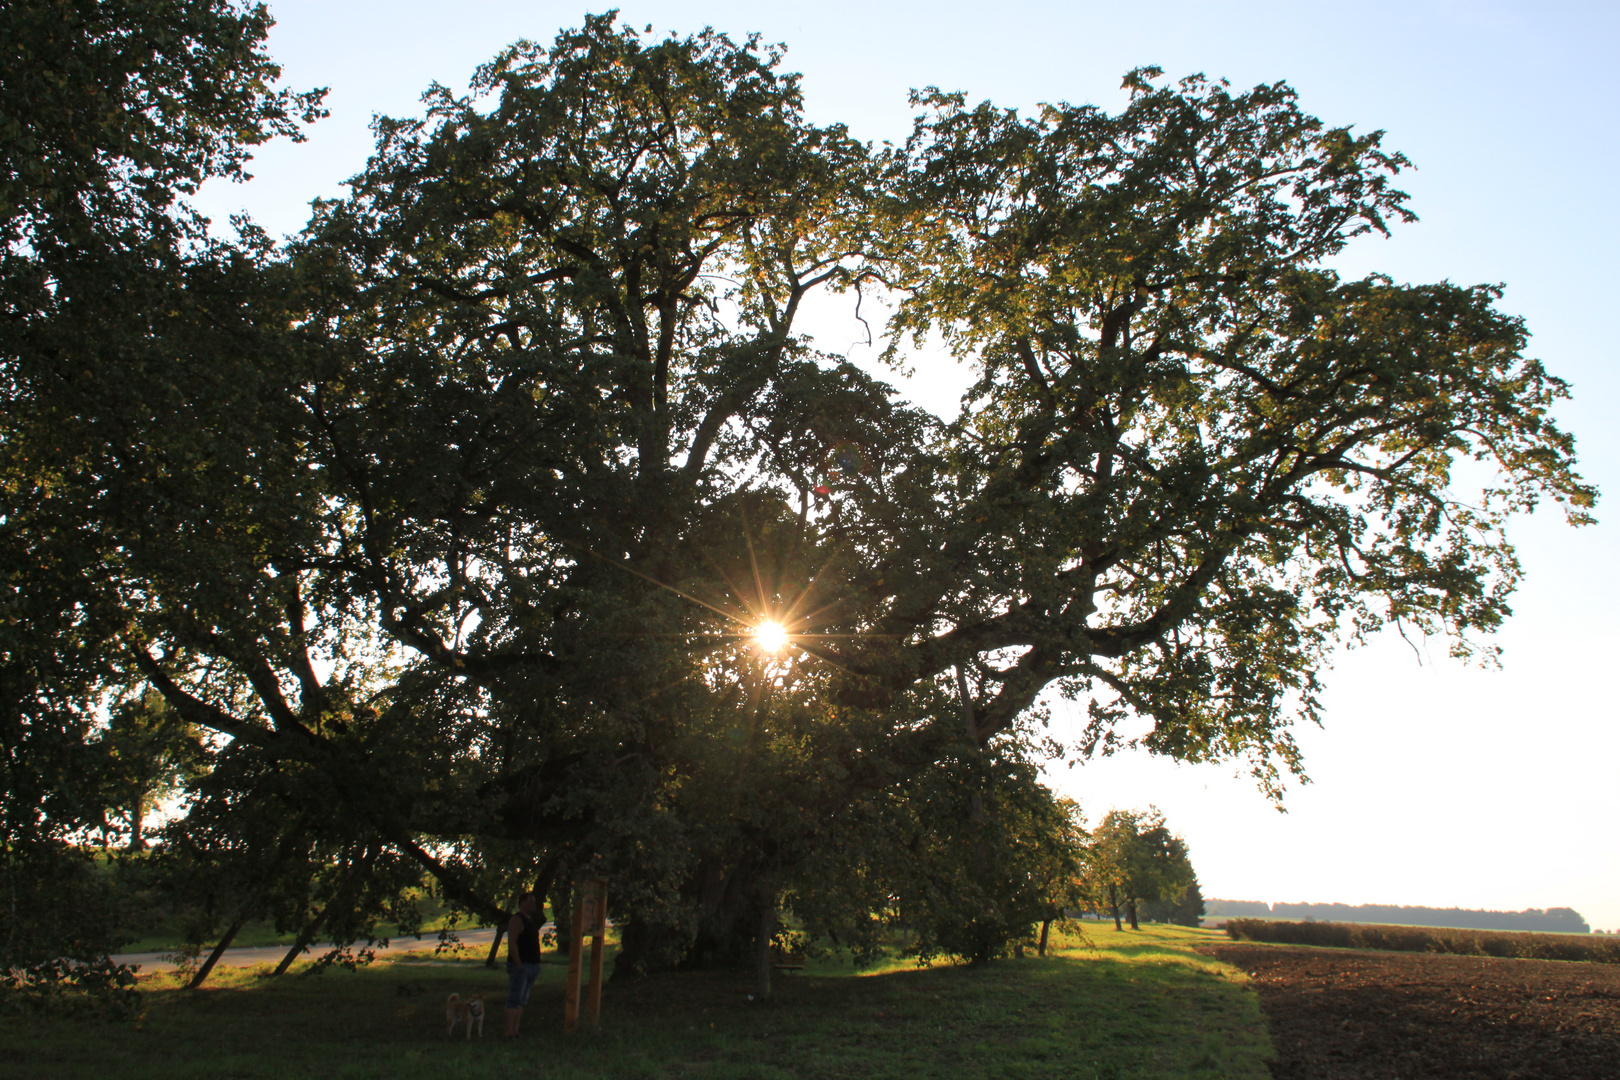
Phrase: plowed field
[{"left": 1202, "top": 944, "right": 1620, "bottom": 1079}]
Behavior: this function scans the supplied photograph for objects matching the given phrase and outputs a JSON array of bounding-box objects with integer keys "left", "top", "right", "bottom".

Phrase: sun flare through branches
[{"left": 752, "top": 620, "right": 790, "bottom": 654}]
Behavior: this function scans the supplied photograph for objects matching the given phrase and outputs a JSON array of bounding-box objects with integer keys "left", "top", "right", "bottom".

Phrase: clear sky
[{"left": 195, "top": 1, "right": 1620, "bottom": 930}]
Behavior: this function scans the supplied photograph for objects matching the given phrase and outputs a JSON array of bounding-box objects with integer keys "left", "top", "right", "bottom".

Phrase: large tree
[
  {"left": 0, "top": 0, "right": 323, "bottom": 997},
  {"left": 2, "top": 14, "right": 1593, "bottom": 974}
]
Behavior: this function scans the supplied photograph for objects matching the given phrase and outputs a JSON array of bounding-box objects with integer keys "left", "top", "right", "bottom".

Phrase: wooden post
[
  {"left": 586, "top": 878, "right": 607, "bottom": 1027},
  {"left": 563, "top": 884, "right": 586, "bottom": 1034},
  {"left": 564, "top": 876, "right": 608, "bottom": 1034}
]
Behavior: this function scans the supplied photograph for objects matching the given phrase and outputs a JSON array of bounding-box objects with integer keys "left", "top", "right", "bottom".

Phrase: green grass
[{"left": 5, "top": 925, "right": 1272, "bottom": 1080}]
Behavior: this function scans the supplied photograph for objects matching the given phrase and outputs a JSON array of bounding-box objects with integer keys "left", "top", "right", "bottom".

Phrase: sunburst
[
  {"left": 752, "top": 619, "right": 790, "bottom": 653},
  {"left": 569, "top": 513, "right": 881, "bottom": 682}
]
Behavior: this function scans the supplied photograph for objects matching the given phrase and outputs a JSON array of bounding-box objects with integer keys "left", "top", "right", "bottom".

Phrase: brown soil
[{"left": 1201, "top": 943, "right": 1620, "bottom": 1080}]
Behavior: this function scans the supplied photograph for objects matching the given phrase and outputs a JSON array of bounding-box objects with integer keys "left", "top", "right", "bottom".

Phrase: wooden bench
[{"left": 769, "top": 946, "right": 806, "bottom": 971}]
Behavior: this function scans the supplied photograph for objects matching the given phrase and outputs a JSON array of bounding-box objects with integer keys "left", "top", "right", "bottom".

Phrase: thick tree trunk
[
  {"left": 612, "top": 858, "right": 766, "bottom": 979},
  {"left": 755, "top": 900, "right": 774, "bottom": 1000},
  {"left": 550, "top": 884, "right": 573, "bottom": 958},
  {"left": 484, "top": 924, "right": 506, "bottom": 969},
  {"left": 1109, "top": 883, "right": 1123, "bottom": 931},
  {"left": 1127, "top": 898, "right": 1139, "bottom": 931},
  {"left": 1038, "top": 918, "right": 1052, "bottom": 957},
  {"left": 530, "top": 853, "right": 563, "bottom": 961},
  {"left": 189, "top": 920, "right": 244, "bottom": 989},
  {"left": 126, "top": 801, "right": 145, "bottom": 853}
]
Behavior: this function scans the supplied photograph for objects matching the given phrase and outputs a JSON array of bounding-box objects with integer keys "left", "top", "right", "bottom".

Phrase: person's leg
[
  {"left": 505, "top": 962, "right": 525, "bottom": 1038},
  {"left": 510, "top": 962, "right": 541, "bottom": 1036}
]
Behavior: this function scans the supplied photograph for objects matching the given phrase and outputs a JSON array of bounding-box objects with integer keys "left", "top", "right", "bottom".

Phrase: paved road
[{"left": 113, "top": 926, "right": 514, "bottom": 974}]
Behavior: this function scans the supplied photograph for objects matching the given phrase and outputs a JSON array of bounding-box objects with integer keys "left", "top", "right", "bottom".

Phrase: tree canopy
[
  {"left": 0, "top": 11, "right": 1595, "bottom": 978},
  {"left": 1, "top": 0, "right": 324, "bottom": 1000},
  {"left": 1085, "top": 807, "right": 1197, "bottom": 931}
]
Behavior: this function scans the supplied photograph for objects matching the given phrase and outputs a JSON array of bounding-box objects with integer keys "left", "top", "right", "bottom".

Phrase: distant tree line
[{"left": 1206, "top": 900, "right": 1590, "bottom": 934}]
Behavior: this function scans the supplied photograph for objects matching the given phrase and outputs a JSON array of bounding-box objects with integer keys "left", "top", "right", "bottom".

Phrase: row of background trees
[{"left": 1, "top": 0, "right": 1590, "bottom": 1005}]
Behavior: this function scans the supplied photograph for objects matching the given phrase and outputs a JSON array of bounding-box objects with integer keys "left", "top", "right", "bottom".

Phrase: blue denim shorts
[{"left": 506, "top": 961, "right": 541, "bottom": 1008}]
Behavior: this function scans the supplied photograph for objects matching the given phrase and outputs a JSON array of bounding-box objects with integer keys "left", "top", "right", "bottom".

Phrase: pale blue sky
[{"left": 196, "top": 1, "right": 1620, "bottom": 929}]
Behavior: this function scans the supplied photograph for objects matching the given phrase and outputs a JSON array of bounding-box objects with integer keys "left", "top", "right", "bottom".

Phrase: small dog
[{"left": 445, "top": 992, "right": 485, "bottom": 1040}]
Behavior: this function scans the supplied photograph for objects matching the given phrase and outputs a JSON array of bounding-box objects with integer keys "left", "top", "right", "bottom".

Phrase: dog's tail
[{"left": 447, "top": 992, "right": 461, "bottom": 1006}]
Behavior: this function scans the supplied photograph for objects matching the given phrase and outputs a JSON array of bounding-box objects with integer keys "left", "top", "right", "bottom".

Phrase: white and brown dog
[{"left": 445, "top": 992, "right": 485, "bottom": 1040}]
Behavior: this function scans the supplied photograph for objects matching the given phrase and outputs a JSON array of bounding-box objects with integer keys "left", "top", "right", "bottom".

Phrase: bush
[
  {"left": 0, "top": 843, "right": 143, "bottom": 1018},
  {"left": 1224, "top": 918, "right": 1620, "bottom": 965}
]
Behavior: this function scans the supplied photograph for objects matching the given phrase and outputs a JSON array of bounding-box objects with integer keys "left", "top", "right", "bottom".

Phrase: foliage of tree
[
  {"left": 2, "top": 0, "right": 324, "bottom": 249},
  {"left": 1, "top": 11, "right": 1596, "bottom": 979},
  {"left": 149, "top": 731, "right": 439, "bottom": 982},
  {"left": 0, "top": 0, "right": 322, "bottom": 996},
  {"left": 1085, "top": 808, "right": 1197, "bottom": 931},
  {"left": 96, "top": 689, "right": 210, "bottom": 851},
  {"left": 800, "top": 744, "right": 1089, "bottom": 966},
  {"left": 1141, "top": 873, "right": 1205, "bottom": 927},
  {"left": 0, "top": 842, "right": 142, "bottom": 1015}
]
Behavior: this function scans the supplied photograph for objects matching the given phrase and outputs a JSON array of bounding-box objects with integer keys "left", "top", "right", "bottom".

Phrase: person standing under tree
[{"left": 504, "top": 892, "right": 543, "bottom": 1038}]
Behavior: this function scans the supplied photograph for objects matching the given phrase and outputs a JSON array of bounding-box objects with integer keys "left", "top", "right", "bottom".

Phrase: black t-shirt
[{"left": 515, "top": 911, "right": 542, "bottom": 964}]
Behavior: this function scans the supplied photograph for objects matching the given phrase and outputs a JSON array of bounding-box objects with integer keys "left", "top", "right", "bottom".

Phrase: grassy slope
[{"left": 6, "top": 925, "right": 1272, "bottom": 1080}]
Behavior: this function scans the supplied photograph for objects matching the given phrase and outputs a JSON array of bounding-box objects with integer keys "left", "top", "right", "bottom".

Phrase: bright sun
[{"left": 753, "top": 620, "right": 789, "bottom": 653}]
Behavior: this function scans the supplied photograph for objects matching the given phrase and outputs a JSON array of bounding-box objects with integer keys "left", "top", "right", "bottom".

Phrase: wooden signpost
[{"left": 563, "top": 876, "right": 608, "bottom": 1034}]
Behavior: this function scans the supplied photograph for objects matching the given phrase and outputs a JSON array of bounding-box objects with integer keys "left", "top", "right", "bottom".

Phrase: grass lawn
[{"left": 4, "top": 924, "right": 1273, "bottom": 1079}]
